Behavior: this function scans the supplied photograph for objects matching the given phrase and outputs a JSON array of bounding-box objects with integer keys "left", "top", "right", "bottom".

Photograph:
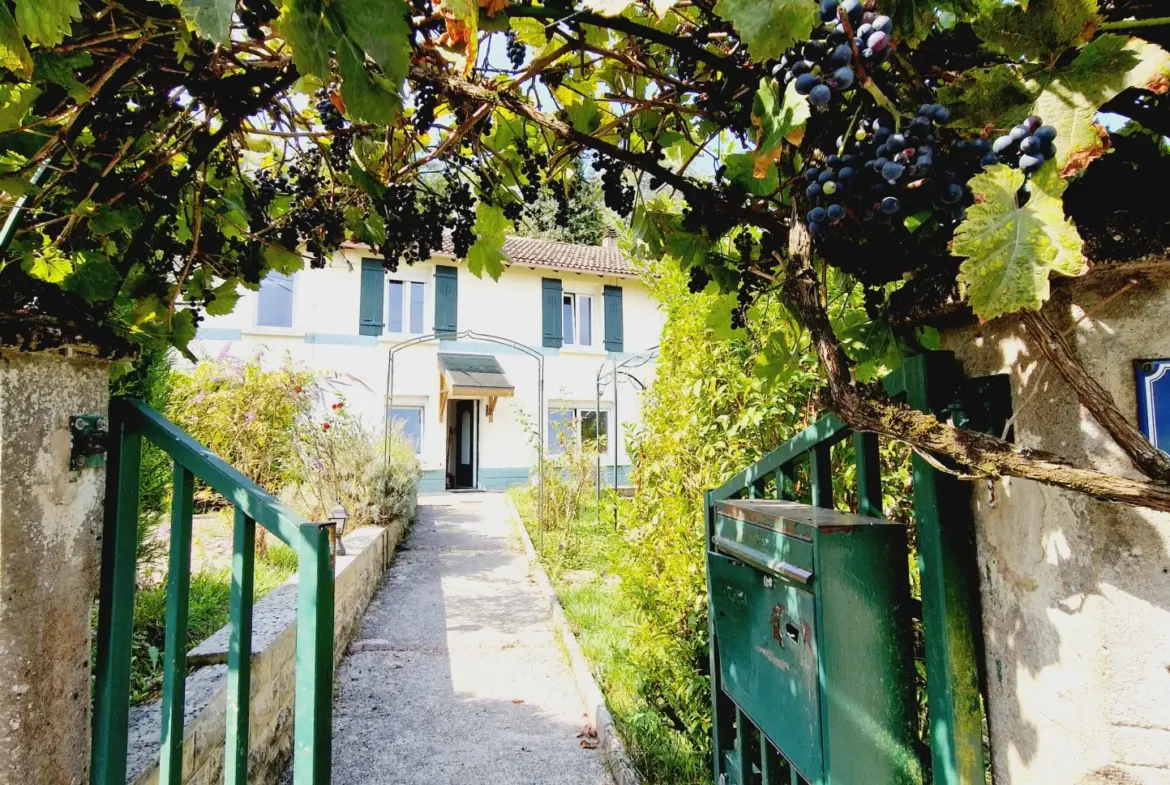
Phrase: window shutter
[
  {"left": 359, "top": 258, "right": 384, "bottom": 336},
  {"left": 542, "top": 278, "right": 563, "bottom": 348},
  {"left": 603, "top": 285, "right": 624, "bottom": 352},
  {"left": 434, "top": 265, "right": 458, "bottom": 339}
]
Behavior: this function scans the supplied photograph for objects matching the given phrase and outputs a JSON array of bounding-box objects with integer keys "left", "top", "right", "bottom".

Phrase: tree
[
  {"left": 3, "top": 0, "right": 1170, "bottom": 512},
  {"left": 517, "top": 155, "right": 611, "bottom": 245}
]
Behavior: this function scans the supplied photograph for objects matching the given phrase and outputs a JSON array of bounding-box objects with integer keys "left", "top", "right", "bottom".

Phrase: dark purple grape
[
  {"left": 808, "top": 206, "right": 828, "bottom": 223},
  {"left": 872, "top": 14, "right": 892, "bottom": 34},
  {"left": 881, "top": 161, "right": 905, "bottom": 181},
  {"left": 833, "top": 66, "right": 855, "bottom": 88},
  {"left": 1034, "top": 125, "right": 1057, "bottom": 144},
  {"left": 828, "top": 44, "right": 853, "bottom": 67},
  {"left": 867, "top": 31, "right": 888, "bottom": 51},
  {"left": 1020, "top": 135, "right": 1041, "bottom": 154},
  {"left": 809, "top": 84, "right": 832, "bottom": 106},
  {"left": 827, "top": 204, "right": 845, "bottom": 221},
  {"left": 880, "top": 196, "right": 900, "bottom": 214},
  {"left": 795, "top": 73, "right": 821, "bottom": 95},
  {"left": 1019, "top": 154, "right": 1045, "bottom": 173},
  {"left": 1024, "top": 115, "right": 1042, "bottom": 133}
]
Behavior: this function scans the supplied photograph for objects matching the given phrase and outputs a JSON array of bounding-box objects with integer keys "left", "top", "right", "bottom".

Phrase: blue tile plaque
[{"left": 1135, "top": 360, "right": 1170, "bottom": 453}]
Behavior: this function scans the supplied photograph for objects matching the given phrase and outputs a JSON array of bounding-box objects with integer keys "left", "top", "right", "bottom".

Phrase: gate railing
[
  {"left": 91, "top": 397, "right": 335, "bottom": 785},
  {"left": 706, "top": 351, "right": 1007, "bottom": 785}
]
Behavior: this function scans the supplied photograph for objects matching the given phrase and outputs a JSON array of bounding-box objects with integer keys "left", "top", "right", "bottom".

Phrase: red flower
[
  {"left": 322, "top": 423, "right": 331, "bottom": 431},
  {"left": 331, "top": 402, "right": 344, "bottom": 411},
  {"left": 294, "top": 385, "right": 303, "bottom": 393}
]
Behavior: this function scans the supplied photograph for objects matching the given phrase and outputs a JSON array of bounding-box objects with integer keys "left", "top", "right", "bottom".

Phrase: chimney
[{"left": 601, "top": 228, "right": 618, "bottom": 249}]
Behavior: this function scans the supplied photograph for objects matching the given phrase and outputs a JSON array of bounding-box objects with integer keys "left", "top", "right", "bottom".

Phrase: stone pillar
[
  {"left": 940, "top": 278, "right": 1170, "bottom": 785},
  {"left": 0, "top": 347, "right": 111, "bottom": 785}
]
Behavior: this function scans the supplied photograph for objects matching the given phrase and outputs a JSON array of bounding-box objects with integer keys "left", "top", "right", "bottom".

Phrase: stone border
[
  {"left": 126, "top": 518, "right": 408, "bottom": 785},
  {"left": 502, "top": 495, "right": 642, "bottom": 785}
]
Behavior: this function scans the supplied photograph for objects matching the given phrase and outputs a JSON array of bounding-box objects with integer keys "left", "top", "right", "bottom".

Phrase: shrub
[
  {"left": 285, "top": 402, "right": 420, "bottom": 531},
  {"left": 167, "top": 355, "right": 318, "bottom": 498}
]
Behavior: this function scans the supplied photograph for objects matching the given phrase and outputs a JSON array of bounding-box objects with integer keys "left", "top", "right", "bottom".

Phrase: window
[
  {"left": 548, "top": 407, "right": 609, "bottom": 454},
  {"left": 390, "top": 407, "right": 424, "bottom": 454},
  {"left": 257, "top": 271, "right": 294, "bottom": 328},
  {"left": 387, "top": 280, "right": 426, "bottom": 335},
  {"left": 561, "top": 293, "right": 594, "bottom": 346}
]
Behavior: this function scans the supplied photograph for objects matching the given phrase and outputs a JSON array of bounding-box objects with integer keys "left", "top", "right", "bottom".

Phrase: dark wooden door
[{"left": 454, "top": 400, "right": 475, "bottom": 488}]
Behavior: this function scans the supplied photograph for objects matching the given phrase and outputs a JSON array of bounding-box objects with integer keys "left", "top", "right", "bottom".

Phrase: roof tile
[{"left": 440, "top": 234, "right": 634, "bottom": 277}]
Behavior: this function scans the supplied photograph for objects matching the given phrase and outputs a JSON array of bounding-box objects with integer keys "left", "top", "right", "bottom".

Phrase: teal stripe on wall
[
  {"left": 196, "top": 328, "right": 243, "bottom": 341},
  {"left": 305, "top": 332, "right": 378, "bottom": 346},
  {"left": 418, "top": 469, "right": 446, "bottom": 492}
]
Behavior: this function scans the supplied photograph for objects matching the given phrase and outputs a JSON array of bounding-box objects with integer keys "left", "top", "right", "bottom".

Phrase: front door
[{"left": 454, "top": 400, "right": 476, "bottom": 488}]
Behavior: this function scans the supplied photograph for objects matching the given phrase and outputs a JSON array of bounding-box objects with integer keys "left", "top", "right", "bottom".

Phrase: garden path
[{"left": 315, "top": 492, "right": 611, "bottom": 784}]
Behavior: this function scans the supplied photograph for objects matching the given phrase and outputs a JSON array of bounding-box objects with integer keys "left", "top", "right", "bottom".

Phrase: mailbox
[{"left": 709, "top": 499, "right": 921, "bottom": 785}]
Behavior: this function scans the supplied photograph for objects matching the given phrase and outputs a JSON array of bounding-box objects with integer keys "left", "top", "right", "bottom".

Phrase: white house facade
[{"left": 190, "top": 236, "right": 664, "bottom": 492}]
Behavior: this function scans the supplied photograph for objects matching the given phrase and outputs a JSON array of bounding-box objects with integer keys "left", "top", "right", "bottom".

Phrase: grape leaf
[
  {"left": 33, "top": 51, "right": 92, "bottom": 103},
  {"left": 0, "top": 82, "right": 40, "bottom": 132},
  {"left": 712, "top": 0, "right": 817, "bottom": 62},
  {"left": 263, "top": 244, "right": 305, "bottom": 276},
  {"left": 277, "top": 0, "right": 337, "bottom": 81},
  {"left": 583, "top": 0, "right": 633, "bottom": 15},
  {"left": 22, "top": 247, "right": 73, "bottom": 284},
  {"left": 178, "top": 0, "right": 235, "bottom": 45},
  {"left": 435, "top": 0, "right": 478, "bottom": 73},
  {"left": 13, "top": 0, "right": 80, "bottom": 48},
  {"left": 63, "top": 250, "right": 120, "bottom": 303},
  {"left": 723, "top": 152, "right": 779, "bottom": 196},
  {"left": 971, "top": 0, "right": 1096, "bottom": 61},
  {"left": 952, "top": 163, "right": 1086, "bottom": 321},
  {"left": 650, "top": 0, "right": 678, "bottom": 17},
  {"left": 170, "top": 309, "right": 197, "bottom": 352},
  {"left": 204, "top": 278, "right": 241, "bottom": 316},
  {"left": 751, "top": 78, "right": 809, "bottom": 177},
  {"left": 334, "top": 0, "right": 411, "bottom": 87},
  {"left": 874, "top": 0, "right": 977, "bottom": 47},
  {"left": 565, "top": 96, "right": 602, "bottom": 133},
  {"left": 465, "top": 203, "right": 509, "bottom": 281},
  {"left": 0, "top": 4, "right": 31, "bottom": 78},
  {"left": 337, "top": 39, "right": 401, "bottom": 124}
]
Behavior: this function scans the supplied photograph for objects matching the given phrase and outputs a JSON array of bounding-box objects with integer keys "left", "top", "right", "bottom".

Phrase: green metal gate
[
  {"left": 91, "top": 397, "right": 335, "bottom": 784},
  {"left": 706, "top": 351, "right": 1009, "bottom": 785}
]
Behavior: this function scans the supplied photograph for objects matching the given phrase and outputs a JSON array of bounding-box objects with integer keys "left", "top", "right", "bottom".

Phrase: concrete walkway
[{"left": 320, "top": 493, "right": 611, "bottom": 784}]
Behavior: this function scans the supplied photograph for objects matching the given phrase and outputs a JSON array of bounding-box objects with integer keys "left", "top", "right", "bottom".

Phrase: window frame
[
  {"left": 547, "top": 405, "right": 612, "bottom": 457},
  {"left": 389, "top": 405, "right": 425, "bottom": 455},
  {"left": 385, "top": 277, "right": 428, "bottom": 337},
  {"left": 561, "top": 291, "right": 596, "bottom": 347},
  {"left": 254, "top": 270, "right": 297, "bottom": 330}
]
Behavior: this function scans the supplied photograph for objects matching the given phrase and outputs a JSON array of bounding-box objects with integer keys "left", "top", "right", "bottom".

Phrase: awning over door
[{"left": 438, "top": 353, "right": 514, "bottom": 421}]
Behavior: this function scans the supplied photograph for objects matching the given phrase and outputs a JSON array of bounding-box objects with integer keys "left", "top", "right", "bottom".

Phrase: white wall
[{"left": 192, "top": 246, "right": 664, "bottom": 486}]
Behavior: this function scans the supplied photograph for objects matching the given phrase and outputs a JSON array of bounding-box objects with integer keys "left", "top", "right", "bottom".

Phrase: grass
[
  {"left": 513, "top": 490, "right": 710, "bottom": 785},
  {"left": 126, "top": 539, "right": 299, "bottom": 703}
]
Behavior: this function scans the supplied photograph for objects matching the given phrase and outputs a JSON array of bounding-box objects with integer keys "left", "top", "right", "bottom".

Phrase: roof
[
  {"left": 439, "top": 234, "right": 635, "bottom": 277},
  {"left": 439, "top": 353, "right": 514, "bottom": 393}
]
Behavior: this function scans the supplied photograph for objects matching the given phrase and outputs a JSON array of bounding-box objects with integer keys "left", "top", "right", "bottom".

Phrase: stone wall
[
  {"left": 0, "top": 348, "right": 111, "bottom": 785},
  {"left": 940, "top": 275, "right": 1170, "bottom": 785},
  {"left": 126, "top": 519, "right": 408, "bottom": 785}
]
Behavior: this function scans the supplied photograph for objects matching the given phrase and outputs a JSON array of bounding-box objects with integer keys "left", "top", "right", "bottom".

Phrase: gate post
[{"left": 898, "top": 352, "right": 987, "bottom": 785}]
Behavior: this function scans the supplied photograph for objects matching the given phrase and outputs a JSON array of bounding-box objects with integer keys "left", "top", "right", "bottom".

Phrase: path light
[{"left": 329, "top": 502, "right": 349, "bottom": 556}]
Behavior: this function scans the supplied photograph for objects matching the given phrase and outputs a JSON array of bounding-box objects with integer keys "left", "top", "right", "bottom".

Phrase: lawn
[{"left": 513, "top": 491, "right": 709, "bottom": 785}]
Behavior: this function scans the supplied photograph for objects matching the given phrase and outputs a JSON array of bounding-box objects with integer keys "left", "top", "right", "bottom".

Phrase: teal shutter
[
  {"left": 359, "top": 258, "right": 384, "bottom": 336},
  {"left": 434, "top": 265, "right": 458, "bottom": 339},
  {"left": 603, "top": 285, "right": 623, "bottom": 352},
  {"left": 542, "top": 278, "right": 562, "bottom": 348}
]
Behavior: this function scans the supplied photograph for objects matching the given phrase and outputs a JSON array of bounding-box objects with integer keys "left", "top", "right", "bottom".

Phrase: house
[{"left": 191, "top": 235, "right": 665, "bottom": 492}]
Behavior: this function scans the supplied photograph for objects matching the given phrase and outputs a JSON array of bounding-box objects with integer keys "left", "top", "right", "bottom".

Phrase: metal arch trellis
[
  {"left": 594, "top": 346, "right": 659, "bottom": 529},
  {"left": 384, "top": 329, "right": 546, "bottom": 539}
]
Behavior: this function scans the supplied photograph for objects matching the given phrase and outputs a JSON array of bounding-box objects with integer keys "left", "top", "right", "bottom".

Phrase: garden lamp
[{"left": 329, "top": 502, "right": 349, "bottom": 556}]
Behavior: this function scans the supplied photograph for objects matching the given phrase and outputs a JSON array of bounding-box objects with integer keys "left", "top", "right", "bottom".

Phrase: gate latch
[{"left": 70, "top": 414, "right": 108, "bottom": 470}]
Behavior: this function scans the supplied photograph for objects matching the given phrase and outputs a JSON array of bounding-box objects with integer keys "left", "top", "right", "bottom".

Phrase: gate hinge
[{"left": 70, "top": 414, "right": 108, "bottom": 470}]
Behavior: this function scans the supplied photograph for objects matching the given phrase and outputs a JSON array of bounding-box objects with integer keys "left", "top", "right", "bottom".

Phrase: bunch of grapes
[
  {"left": 316, "top": 92, "right": 352, "bottom": 169},
  {"left": 446, "top": 175, "right": 477, "bottom": 258},
  {"left": 237, "top": 0, "right": 278, "bottom": 40},
  {"left": 505, "top": 31, "right": 526, "bottom": 70},
  {"left": 515, "top": 139, "right": 546, "bottom": 202},
  {"left": 772, "top": 0, "right": 891, "bottom": 109},
  {"left": 412, "top": 83, "right": 439, "bottom": 134},
  {"left": 981, "top": 115, "right": 1058, "bottom": 175},
  {"left": 591, "top": 154, "right": 635, "bottom": 216},
  {"left": 802, "top": 103, "right": 968, "bottom": 234}
]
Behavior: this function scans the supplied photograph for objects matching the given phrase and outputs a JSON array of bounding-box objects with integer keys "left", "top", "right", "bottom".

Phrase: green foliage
[
  {"left": 166, "top": 356, "right": 318, "bottom": 498},
  {"left": 970, "top": 0, "right": 1098, "bottom": 61},
  {"left": 518, "top": 156, "right": 612, "bottom": 246},
  {"left": 466, "top": 202, "right": 510, "bottom": 280},
  {"left": 953, "top": 163, "right": 1085, "bottom": 320},
  {"left": 712, "top": 0, "right": 817, "bottom": 61},
  {"left": 126, "top": 544, "right": 298, "bottom": 703},
  {"left": 110, "top": 346, "right": 176, "bottom": 573},
  {"left": 284, "top": 401, "right": 420, "bottom": 530}
]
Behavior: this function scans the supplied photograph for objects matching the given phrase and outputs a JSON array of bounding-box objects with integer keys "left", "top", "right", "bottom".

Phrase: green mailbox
[{"left": 708, "top": 499, "right": 921, "bottom": 785}]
